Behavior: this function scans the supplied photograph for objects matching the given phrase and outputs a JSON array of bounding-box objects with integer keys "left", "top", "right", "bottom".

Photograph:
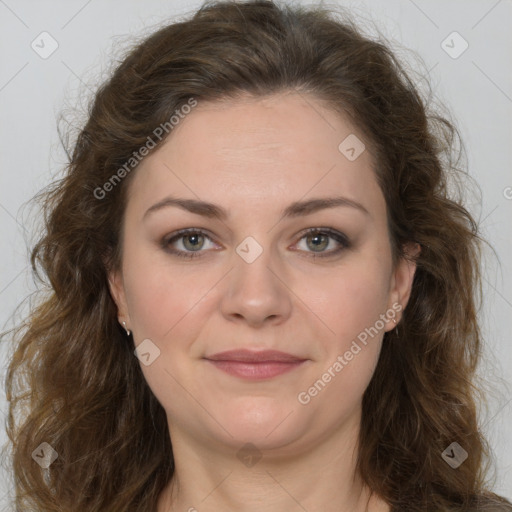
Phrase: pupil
[
  {"left": 309, "top": 233, "right": 327, "bottom": 251},
  {"left": 185, "top": 234, "right": 202, "bottom": 250}
]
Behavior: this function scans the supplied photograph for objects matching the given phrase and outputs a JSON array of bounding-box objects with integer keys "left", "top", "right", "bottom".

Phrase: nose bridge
[{"left": 220, "top": 233, "right": 292, "bottom": 325}]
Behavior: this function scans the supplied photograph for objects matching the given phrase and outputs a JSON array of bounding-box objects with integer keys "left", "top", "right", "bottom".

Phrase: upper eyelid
[{"left": 165, "top": 228, "right": 218, "bottom": 245}]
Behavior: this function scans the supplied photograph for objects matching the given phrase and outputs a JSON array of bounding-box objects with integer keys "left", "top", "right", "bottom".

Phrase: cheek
[
  {"left": 122, "top": 248, "right": 209, "bottom": 340},
  {"left": 295, "top": 267, "right": 389, "bottom": 419},
  {"left": 122, "top": 254, "right": 211, "bottom": 417},
  {"left": 300, "top": 256, "right": 391, "bottom": 349}
]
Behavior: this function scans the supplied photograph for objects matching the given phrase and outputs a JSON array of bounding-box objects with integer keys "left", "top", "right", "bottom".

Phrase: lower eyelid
[{"left": 293, "top": 239, "right": 349, "bottom": 259}]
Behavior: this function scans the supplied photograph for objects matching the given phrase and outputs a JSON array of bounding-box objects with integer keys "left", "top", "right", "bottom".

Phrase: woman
[{"left": 3, "top": 1, "right": 511, "bottom": 511}]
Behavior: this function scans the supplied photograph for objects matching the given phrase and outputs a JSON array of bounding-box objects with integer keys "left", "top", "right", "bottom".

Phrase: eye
[
  {"left": 294, "top": 227, "right": 350, "bottom": 258},
  {"left": 161, "top": 227, "right": 350, "bottom": 260},
  {"left": 161, "top": 228, "right": 218, "bottom": 259}
]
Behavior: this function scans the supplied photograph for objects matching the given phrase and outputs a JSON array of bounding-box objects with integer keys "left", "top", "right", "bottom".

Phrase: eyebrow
[{"left": 143, "top": 195, "right": 370, "bottom": 222}]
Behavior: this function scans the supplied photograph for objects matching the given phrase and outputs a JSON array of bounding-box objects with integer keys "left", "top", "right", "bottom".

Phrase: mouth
[{"left": 204, "top": 349, "right": 308, "bottom": 380}]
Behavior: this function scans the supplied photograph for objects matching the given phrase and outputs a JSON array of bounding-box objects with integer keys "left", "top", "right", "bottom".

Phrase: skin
[{"left": 108, "top": 91, "right": 419, "bottom": 512}]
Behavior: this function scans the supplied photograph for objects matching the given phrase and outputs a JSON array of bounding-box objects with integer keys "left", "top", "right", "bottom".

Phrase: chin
[{"left": 216, "top": 400, "right": 301, "bottom": 447}]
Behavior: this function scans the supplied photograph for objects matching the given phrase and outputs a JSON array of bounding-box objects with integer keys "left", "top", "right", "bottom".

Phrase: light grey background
[{"left": 1, "top": 0, "right": 511, "bottom": 508}]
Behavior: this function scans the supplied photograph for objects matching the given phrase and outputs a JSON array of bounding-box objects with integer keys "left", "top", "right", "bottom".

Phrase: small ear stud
[
  {"left": 122, "top": 321, "right": 131, "bottom": 336},
  {"left": 392, "top": 318, "right": 397, "bottom": 324}
]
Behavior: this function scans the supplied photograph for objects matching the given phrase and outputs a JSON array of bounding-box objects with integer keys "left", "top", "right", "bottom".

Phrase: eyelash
[{"left": 161, "top": 227, "right": 351, "bottom": 260}]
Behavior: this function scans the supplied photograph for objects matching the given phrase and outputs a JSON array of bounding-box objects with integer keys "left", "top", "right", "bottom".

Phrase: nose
[{"left": 220, "top": 243, "right": 292, "bottom": 328}]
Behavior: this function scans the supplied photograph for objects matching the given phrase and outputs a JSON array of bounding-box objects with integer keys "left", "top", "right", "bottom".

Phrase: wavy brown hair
[{"left": 2, "top": 1, "right": 511, "bottom": 511}]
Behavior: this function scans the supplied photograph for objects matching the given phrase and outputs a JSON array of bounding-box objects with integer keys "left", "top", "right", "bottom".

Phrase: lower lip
[{"left": 205, "top": 360, "right": 306, "bottom": 380}]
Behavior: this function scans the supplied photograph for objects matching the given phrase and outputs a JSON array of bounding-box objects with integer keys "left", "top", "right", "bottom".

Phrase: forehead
[{"left": 126, "top": 92, "right": 384, "bottom": 220}]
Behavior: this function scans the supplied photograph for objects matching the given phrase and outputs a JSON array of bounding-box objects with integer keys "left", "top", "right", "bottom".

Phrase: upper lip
[{"left": 205, "top": 349, "right": 307, "bottom": 363}]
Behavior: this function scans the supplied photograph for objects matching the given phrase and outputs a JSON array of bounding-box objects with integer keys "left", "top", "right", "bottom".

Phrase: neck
[{"left": 157, "top": 410, "right": 389, "bottom": 512}]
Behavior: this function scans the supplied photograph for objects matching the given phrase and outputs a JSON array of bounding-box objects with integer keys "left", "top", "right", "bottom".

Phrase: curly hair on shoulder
[{"left": 2, "top": 1, "right": 511, "bottom": 511}]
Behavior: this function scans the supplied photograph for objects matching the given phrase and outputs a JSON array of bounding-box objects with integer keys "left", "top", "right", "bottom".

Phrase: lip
[
  {"left": 205, "top": 349, "right": 306, "bottom": 363},
  {"left": 204, "top": 350, "right": 308, "bottom": 380}
]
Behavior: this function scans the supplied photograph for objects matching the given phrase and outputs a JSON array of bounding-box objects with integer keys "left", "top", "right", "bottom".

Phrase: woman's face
[{"left": 109, "top": 92, "right": 417, "bottom": 455}]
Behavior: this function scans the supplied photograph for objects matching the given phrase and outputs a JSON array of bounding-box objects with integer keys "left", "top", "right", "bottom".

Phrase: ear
[
  {"left": 384, "top": 242, "right": 421, "bottom": 331},
  {"left": 107, "top": 267, "right": 131, "bottom": 329}
]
